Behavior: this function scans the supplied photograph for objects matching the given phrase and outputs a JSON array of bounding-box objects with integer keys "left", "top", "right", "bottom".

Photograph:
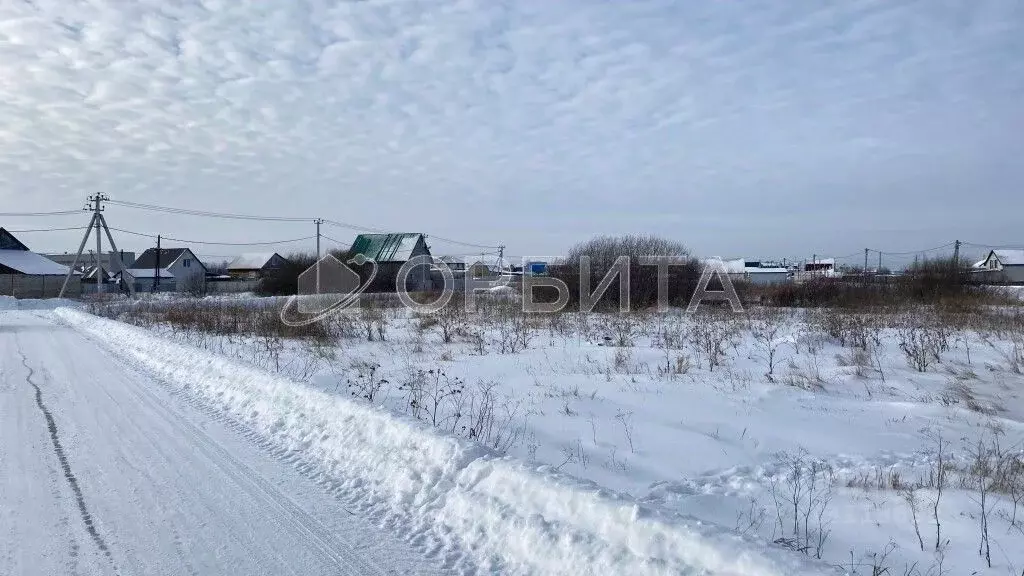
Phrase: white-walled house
[
  {"left": 122, "top": 248, "right": 207, "bottom": 292},
  {"left": 974, "top": 250, "right": 1024, "bottom": 284}
]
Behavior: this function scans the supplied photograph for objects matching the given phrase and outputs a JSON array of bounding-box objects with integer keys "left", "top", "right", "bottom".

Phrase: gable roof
[
  {"left": 349, "top": 233, "right": 427, "bottom": 262},
  {"left": 228, "top": 252, "right": 285, "bottom": 270},
  {"left": 992, "top": 250, "right": 1024, "bottom": 266},
  {"left": 0, "top": 228, "right": 30, "bottom": 251},
  {"left": 130, "top": 248, "right": 205, "bottom": 270},
  {"left": 0, "top": 250, "right": 70, "bottom": 275}
]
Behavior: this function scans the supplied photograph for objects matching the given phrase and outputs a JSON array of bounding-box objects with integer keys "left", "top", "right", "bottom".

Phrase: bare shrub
[
  {"left": 493, "top": 300, "right": 532, "bottom": 354},
  {"left": 748, "top": 307, "right": 790, "bottom": 380},
  {"left": 768, "top": 451, "right": 836, "bottom": 559},
  {"left": 895, "top": 315, "right": 947, "bottom": 372},
  {"left": 346, "top": 361, "right": 389, "bottom": 404},
  {"left": 434, "top": 300, "right": 467, "bottom": 344},
  {"left": 687, "top": 310, "right": 740, "bottom": 372}
]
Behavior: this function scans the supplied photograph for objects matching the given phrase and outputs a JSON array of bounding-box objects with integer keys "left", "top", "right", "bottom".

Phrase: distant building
[
  {"left": 435, "top": 256, "right": 497, "bottom": 279},
  {"left": 0, "top": 228, "right": 78, "bottom": 298},
  {"left": 348, "top": 233, "right": 433, "bottom": 292},
  {"left": 743, "top": 261, "right": 791, "bottom": 285},
  {"left": 122, "top": 248, "right": 207, "bottom": 293},
  {"left": 45, "top": 251, "right": 134, "bottom": 276},
  {"left": 227, "top": 252, "right": 290, "bottom": 279},
  {"left": 974, "top": 250, "right": 1024, "bottom": 284},
  {"left": 705, "top": 258, "right": 791, "bottom": 285}
]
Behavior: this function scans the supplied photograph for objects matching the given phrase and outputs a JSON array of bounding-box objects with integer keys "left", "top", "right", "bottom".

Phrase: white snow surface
[
  {"left": 0, "top": 309, "right": 438, "bottom": 575},
  {"left": 0, "top": 249, "right": 70, "bottom": 275},
  {"left": 228, "top": 252, "right": 279, "bottom": 270},
  {"left": 83, "top": 297, "right": 1024, "bottom": 575},
  {"left": 0, "top": 294, "right": 81, "bottom": 310},
  {"left": 54, "top": 307, "right": 832, "bottom": 576}
]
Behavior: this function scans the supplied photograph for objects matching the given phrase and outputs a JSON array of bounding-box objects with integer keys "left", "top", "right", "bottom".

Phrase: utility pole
[
  {"left": 154, "top": 235, "right": 161, "bottom": 292},
  {"left": 314, "top": 218, "right": 324, "bottom": 294},
  {"left": 90, "top": 194, "right": 106, "bottom": 294},
  {"left": 878, "top": 251, "right": 883, "bottom": 275},
  {"left": 864, "top": 248, "right": 869, "bottom": 276},
  {"left": 59, "top": 194, "right": 134, "bottom": 298},
  {"left": 953, "top": 239, "right": 962, "bottom": 282},
  {"left": 498, "top": 244, "right": 506, "bottom": 273}
]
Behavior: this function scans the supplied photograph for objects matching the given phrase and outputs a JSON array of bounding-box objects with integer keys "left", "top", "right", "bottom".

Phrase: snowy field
[{"left": 81, "top": 295, "right": 1024, "bottom": 575}]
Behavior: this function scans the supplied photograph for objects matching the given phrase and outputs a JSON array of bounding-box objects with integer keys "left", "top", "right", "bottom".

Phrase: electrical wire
[
  {"left": 107, "top": 226, "right": 314, "bottom": 247},
  {"left": 962, "top": 241, "right": 1024, "bottom": 250},
  {"left": 106, "top": 200, "right": 312, "bottom": 222},
  {"left": 874, "top": 242, "right": 957, "bottom": 256},
  {"left": 0, "top": 210, "right": 84, "bottom": 217},
  {"left": 319, "top": 234, "right": 352, "bottom": 247},
  {"left": 7, "top": 226, "right": 90, "bottom": 233},
  {"left": 106, "top": 199, "right": 501, "bottom": 249}
]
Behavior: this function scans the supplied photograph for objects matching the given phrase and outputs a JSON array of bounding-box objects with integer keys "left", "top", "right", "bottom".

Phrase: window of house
[{"left": 184, "top": 259, "right": 191, "bottom": 268}]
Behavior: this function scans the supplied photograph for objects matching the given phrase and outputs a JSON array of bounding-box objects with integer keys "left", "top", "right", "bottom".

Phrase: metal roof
[
  {"left": 0, "top": 250, "right": 70, "bottom": 275},
  {"left": 349, "top": 233, "right": 426, "bottom": 262}
]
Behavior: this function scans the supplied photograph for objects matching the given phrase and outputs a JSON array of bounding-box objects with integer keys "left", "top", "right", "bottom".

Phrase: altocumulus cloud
[{"left": 0, "top": 0, "right": 1021, "bottom": 257}]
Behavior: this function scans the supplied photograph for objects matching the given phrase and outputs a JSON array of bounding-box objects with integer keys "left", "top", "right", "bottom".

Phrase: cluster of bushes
[{"left": 546, "top": 235, "right": 703, "bottom": 311}]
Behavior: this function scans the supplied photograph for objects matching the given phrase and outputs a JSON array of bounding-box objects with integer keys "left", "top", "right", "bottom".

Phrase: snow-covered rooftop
[
  {"left": 228, "top": 252, "right": 280, "bottom": 270},
  {"left": 993, "top": 249, "right": 1024, "bottom": 266},
  {"left": 0, "top": 250, "right": 71, "bottom": 275}
]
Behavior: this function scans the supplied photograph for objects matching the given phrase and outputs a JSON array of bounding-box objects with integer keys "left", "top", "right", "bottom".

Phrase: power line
[
  {"left": 873, "top": 242, "right": 957, "bottom": 256},
  {"left": 320, "top": 234, "right": 351, "bottom": 247},
  {"left": 106, "top": 200, "right": 311, "bottom": 222},
  {"left": 322, "top": 219, "right": 390, "bottom": 235},
  {"left": 962, "top": 241, "right": 1024, "bottom": 250},
  {"left": 425, "top": 234, "right": 500, "bottom": 250},
  {"left": 107, "top": 199, "right": 501, "bottom": 249},
  {"left": 107, "top": 226, "right": 315, "bottom": 247},
  {"left": 8, "top": 226, "right": 90, "bottom": 233},
  {"left": 0, "top": 210, "right": 84, "bottom": 217}
]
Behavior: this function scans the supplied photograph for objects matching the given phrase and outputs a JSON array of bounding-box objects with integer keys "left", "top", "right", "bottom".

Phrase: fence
[{"left": 0, "top": 275, "right": 81, "bottom": 299}]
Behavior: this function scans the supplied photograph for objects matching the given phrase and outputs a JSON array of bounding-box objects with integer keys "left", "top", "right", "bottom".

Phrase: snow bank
[
  {"left": 55, "top": 308, "right": 833, "bottom": 576},
  {"left": 0, "top": 295, "right": 82, "bottom": 311}
]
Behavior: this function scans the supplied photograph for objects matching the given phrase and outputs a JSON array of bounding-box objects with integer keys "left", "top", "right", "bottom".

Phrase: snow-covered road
[{"left": 0, "top": 311, "right": 441, "bottom": 576}]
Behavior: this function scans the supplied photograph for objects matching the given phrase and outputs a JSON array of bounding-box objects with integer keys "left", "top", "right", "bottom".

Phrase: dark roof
[
  {"left": 130, "top": 248, "right": 205, "bottom": 270},
  {"left": 0, "top": 228, "right": 29, "bottom": 251},
  {"left": 349, "top": 233, "right": 427, "bottom": 262}
]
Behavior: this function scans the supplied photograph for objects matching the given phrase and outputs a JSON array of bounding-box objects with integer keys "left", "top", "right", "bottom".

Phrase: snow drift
[{"left": 55, "top": 308, "right": 832, "bottom": 576}]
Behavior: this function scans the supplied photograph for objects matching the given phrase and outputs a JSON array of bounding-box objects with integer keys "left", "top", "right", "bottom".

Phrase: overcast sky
[{"left": 1, "top": 0, "right": 1021, "bottom": 266}]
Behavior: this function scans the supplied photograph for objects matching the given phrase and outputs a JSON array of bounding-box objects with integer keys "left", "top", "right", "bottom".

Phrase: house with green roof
[{"left": 347, "top": 233, "right": 434, "bottom": 293}]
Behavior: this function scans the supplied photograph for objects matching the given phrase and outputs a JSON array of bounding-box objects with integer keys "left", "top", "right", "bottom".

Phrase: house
[
  {"left": 123, "top": 248, "right": 207, "bottom": 293},
  {"left": 227, "top": 252, "right": 290, "bottom": 279},
  {"left": 45, "top": 251, "right": 134, "bottom": 276},
  {"left": 704, "top": 258, "right": 791, "bottom": 285},
  {"left": 743, "top": 261, "right": 791, "bottom": 285},
  {"left": 793, "top": 257, "right": 839, "bottom": 283},
  {"left": 0, "top": 228, "right": 79, "bottom": 298},
  {"left": 435, "top": 256, "right": 495, "bottom": 279},
  {"left": 348, "top": 233, "right": 433, "bottom": 292},
  {"left": 974, "top": 250, "right": 1024, "bottom": 284}
]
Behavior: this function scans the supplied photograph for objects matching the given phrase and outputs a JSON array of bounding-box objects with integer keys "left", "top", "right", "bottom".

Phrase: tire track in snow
[
  {"left": 16, "top": 347, "right": 118, "bottom": 575},
  {"left": 108, "top": 348, "right": 399, "bottom": 576}
]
